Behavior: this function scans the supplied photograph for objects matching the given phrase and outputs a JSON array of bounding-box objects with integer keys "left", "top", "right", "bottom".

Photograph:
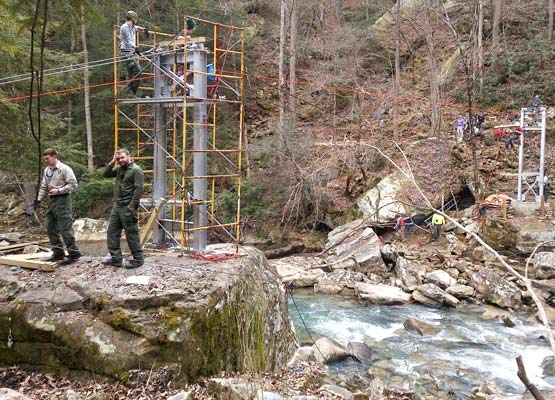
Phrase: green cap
[{"left": 187, "top": 18, "right": 197, "bottom": 30}]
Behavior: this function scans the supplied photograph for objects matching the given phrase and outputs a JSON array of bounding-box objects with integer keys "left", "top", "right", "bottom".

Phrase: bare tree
[
  {"left": 491, "top": 0, "right": 502, "bottom": 65},
  {"left": 549, "top": 0, "right": 554, "bottom": 40},
  {"left": 289, "top": 0, "right": 298, "bottom": 128},
  {"left": 81, "top": 4, "right": 94, "bottom": 173},
  {"left": 476, "top": 0, "right": 484, "bottom": 91},
  {"left": 423, "top": 0, "right": 441, "bottom": 136},
  {"left": 278, "top": 0, "right": 287, "bottom": 155},
  {"left": 393, "top": 0, "right": 402, "bottom": 138}
]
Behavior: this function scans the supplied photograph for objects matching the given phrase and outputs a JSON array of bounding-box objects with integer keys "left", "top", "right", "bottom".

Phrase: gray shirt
[
  {"left": 37, "top": 161, "right": 78, "bottom": 201},
  {"left": 120, "top": 21, "right": 136, "bottom": 51}
]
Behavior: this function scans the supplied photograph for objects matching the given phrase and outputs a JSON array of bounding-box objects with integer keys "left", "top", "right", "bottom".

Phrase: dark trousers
[
  {"left": 124, "top": 55, "right": 140, "bottom": 94},
  {"left": 107, "top": 205, "right": 143, "bottom": 264},
  {"left": 46, "top": 195, "right": 79, "bottom": 258},
  {"left": 433, "top": 224, "right": 442, "bottom": 241}
]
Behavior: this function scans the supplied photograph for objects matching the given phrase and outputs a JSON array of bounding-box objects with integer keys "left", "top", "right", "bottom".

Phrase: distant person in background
[
  {"left": 531, "top": 95, "right": 542, "bottom": 119},
  {"left": 455, "top": 116, "right": 466, "bottom": 143},
  {"left": 394, "top": 214, "right": 406, "bottom": 241},
  {"left": 431, "top": 212, "right": 445, "bottom": 241},
  {"left": 504, "top": 126, "right": 522, "bottom": 149}
]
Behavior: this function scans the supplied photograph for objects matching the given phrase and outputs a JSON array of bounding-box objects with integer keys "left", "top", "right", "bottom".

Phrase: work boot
[
  {"left": 125, "top": 259, "right": 144, "bottom": 269},
  {"left": 45, "top": 254, "right": 65, "bottom": 263},
  {"left": 101, "top": 257, "right": 122, "bottom": 268},
  {"left": 60, "top": 253, "right": 82, "bottom": 266}
]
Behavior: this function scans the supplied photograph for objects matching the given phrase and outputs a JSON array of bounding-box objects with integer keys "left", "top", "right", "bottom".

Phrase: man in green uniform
[
  {"left": 34, "top": 148, "right": 81, "bottom": 264},
  {"left": 102, "top": 149, "right": 145, "bottom": 268}
]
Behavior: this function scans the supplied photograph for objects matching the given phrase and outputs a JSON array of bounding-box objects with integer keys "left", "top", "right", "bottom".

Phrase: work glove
[
  {"left": 135, "top": 47, "right": 142, "bottom": 55},
  {"left": 144, "top": 28, "right": 150, "bottom": 37}
]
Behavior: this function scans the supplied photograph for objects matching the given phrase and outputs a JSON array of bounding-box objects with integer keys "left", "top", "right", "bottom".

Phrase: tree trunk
[
  {"left": 477, "top": 0, "right": 484, "bottom": 91},
  {"left": 424, "top": 0, "right": 441, "bottom": 136},
  {"left": 549, "top": 0, "right": 554, "bottom": 40},
  {"left": 278, "top": 0, "right": 287, "bottom": 155},
  {"left": 289, "top": 0, "right": 297, "bottom": 129},
  {"left": 81, "top": 4, "right": 94, "bottom": 173},
  {"left": 393, "top": 0, "right": 402, "bottom": 139},
  {"left": 491, "top": 0, "right": 502, "bottom": 65}
]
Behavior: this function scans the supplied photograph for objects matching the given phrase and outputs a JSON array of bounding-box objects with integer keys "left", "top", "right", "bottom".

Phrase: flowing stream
[{"left": 288, "top": 289, "right": 554, "bottom": 395}]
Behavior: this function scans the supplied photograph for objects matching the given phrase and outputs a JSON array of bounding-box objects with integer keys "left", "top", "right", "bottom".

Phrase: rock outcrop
[
  {"left": 0, "top": 245, "right": 295, "bottom": 383},
  {"left": 469, "top": 268, "right": 522, "bottom": 309}
]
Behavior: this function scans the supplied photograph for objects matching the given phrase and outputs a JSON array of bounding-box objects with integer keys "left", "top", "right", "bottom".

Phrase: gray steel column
[
  {"left": 539, "top": 107, "right": 547, "bottom": 202},
  {"left": 191, "top": 45, "right": 208, "bottom": 251},
  {"left": 152, "top": 54, "right": 167, "bottom": 243},
  {"left": 517, "top": 108, "right": 525, "bottom": 201}
]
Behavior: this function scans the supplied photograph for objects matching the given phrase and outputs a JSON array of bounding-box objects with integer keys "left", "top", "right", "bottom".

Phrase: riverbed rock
[
  {"left": 354, "top": 282, "right": 411, "bottom": 305},
  {"left": 314, "top": 277, "right": 343, "bottom": 295},
  {"left": 446, "top": 284, "right": 475, "bottom": 299},
  {"left": 347, "top": 341, "right": 373, "bottom": 362},
  {"left": 425, "top": 270, "right": 455, "bottom": 289},
  {"left": 0, "top": 388, "right": 31, "bottom": 400},
  {"left": 411, "top": 290, "right": 442, "bottom": 308},
  {"left": 167, "top": 392, "right": 191, "bottom": 400},
  {"left": 469, "top": 268, "right": 522, "bottom": 309},
  {"left": 0, "top": 245, "right": 295, "bottom": 383},
  {"left": 534, "top": 252, "right": 555, "bottom": 279},
  {"left": 415, "top": 283, "right": 460, "bottom": 307},
  {"left": 403, "top": 318, "right": 439, "bottom": 336},
  {"left": 288, "top": 346, "right": 317, "bottom": 367},
  {"left": 313, "top": 337, "right": 351, "bottom": 364},
  {"left": 271, "top": 256, "right": 325, "bottom": 287},
  {"left": 395, "top": 257, "right": 426, "bottom": 291},
  {"left": 541, "top": 355, "right": 555, "bottom": 377},
  {"left": 319, "top": 384, "right": 353, "bottom": 399},
  {"left": 325, "top": 219, "right": 387, "bottom": 274}
]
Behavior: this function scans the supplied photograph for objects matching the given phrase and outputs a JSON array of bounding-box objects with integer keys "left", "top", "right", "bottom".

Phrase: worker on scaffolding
[
  {"left": 102, "top": 149, "right": 145, "bottom": 269},
  {"left": 120, "top": 10, "right": 148, "bottom": 98},
  {"left": 528, "top": 94, "right": 542, "bottom": 121}
]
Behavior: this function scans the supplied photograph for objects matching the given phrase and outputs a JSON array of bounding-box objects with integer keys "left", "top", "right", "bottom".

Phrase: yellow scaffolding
[{"left": 113, "top": 17, "right": 244, "bottom": 253}]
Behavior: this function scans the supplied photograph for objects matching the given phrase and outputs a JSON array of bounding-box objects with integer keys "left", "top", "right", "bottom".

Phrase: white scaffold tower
[{"left": 517, "top": 107, "right": 547, "bottom": 202}]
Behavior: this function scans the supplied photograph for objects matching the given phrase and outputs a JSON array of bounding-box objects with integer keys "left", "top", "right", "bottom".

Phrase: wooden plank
[
  {"left": 158, "top": 37, "right": 206, "bottom": 47},
  {"left": 0, "top": 252, "right": 58, "bottom": 271},
  {"left": 0, "top": 239, "right": 50, "bottom": 253},
  {"left": 140, "top": 198, "right": 168, "bottom": 247}
]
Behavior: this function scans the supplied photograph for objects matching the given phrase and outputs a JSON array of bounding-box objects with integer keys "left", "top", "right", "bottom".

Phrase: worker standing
[
  {"left": 394, "top": 214, "right": 406, "bottom": 241},
  {"left": 102, "top": 149, "right": 145, "bottom": 268},
  {"left": 34, "top": 148, "right": 81, "bottom": 264},
  {"left": 455, "top": 116, "right": 466, "bottom": 143},
  {"left": 431, "top": 212, "right": 446, "bottom": 241},
  {"left": 120, "top": 11, "right": 147, "bottom": 98}
]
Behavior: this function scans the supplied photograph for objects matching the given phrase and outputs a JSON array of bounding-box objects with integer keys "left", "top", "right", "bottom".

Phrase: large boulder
[
  {"left": 271, "top": 256, "right": 325, "bottom": 287},
  {"left": 72, "top": 218, "right": 108, "bottom": 242},
  {"left": 288, "top": 346, "right": 317, "bottom": 368},
  {"left": 395, "top": 257, "right": 426, "bottom": 291},
  {"left": 313, "top": 337, "right": 351, "bottom": 364},
  {"left": 446, "top": 284, "right": 475, "bottom": 299},
  {"left": 516, "top": 220, "right": 555, "bottom": 254},
  {"left": 347, "top": 341, "right": 373, "bottom": 363},
  {"left": 354, "top": 283, "right": 411, "bottom": 305},
  {"left": 356, "top": 172, "right": 413, "bottom": 223},
  {"left": 425, "top": 270, "right": 455, "bottom": 289},
  {"left": 0, "top": 245, "right": 295, "bottom": 383},
  {"left": 534, "top": 252, "right": 555, "bottom": 279},
  {"left": 325, "top": 219, "right": 387, "bottom": 274},
  {"left": 470, "top": 268, "right": 522, "bottom": 309}
]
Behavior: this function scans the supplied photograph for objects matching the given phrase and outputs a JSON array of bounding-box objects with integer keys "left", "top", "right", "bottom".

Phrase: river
[{"left": 288, "top": 289, "right": 554, "bottom": 396}]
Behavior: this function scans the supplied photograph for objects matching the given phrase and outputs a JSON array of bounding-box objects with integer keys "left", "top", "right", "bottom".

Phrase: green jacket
[{"left": 103, "top": 161, "right": 144, "bottom": 209}]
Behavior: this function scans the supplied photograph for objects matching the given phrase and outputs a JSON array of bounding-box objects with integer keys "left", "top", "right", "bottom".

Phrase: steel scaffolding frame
[{"left": 113, "top": 17, "right": 244, "bottom": 253}]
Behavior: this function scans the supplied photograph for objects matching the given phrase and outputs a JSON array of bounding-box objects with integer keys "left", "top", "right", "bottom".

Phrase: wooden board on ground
[
  {"left": 0, "top": 252, "right": 58, "bottom": 271},
  {"left": 0, "top": 239, "right": 49, "bottom": 253}
]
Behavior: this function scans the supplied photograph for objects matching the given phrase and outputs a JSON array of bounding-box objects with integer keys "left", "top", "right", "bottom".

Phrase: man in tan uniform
[{"left": 34, "top": 148, "right": 81, "bottom": 264}]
